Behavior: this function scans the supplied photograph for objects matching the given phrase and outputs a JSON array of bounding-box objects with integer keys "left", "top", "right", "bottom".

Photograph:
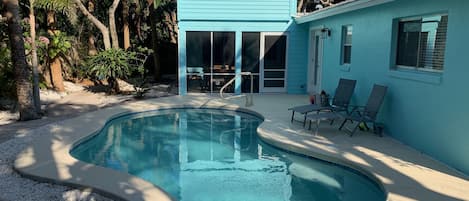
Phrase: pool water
[{"left": 71, "top": 109, "right": 385, "bottom": 201}]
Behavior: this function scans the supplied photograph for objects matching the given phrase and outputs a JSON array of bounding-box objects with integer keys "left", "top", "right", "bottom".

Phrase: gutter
[{"left": 295, "top": 0, "right": 395, "bottom": 24}]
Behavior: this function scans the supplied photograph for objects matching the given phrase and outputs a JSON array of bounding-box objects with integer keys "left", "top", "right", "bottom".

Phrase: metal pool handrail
[{"left": 219, "top": 72, "right": 254, "bottom": 107}]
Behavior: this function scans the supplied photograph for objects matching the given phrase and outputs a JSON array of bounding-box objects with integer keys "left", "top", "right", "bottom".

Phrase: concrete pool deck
[{"left": 14, "top": 94, "right": 469, "bottom": 201}]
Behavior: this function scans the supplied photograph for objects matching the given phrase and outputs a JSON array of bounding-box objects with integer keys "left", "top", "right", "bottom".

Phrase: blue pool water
[{"left": 71, "top": 109, "right": 386, "bottom": 201}]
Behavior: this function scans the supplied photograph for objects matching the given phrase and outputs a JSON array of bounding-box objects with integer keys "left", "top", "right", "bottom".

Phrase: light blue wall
[
  {"left": 306, "top": 0, "right": 469, "bottom": 175},
  {"left": 177, "top": 0, "right": 308, "bottom": 95},
  {"left": 178, "top": 0, "right": 296, "bottom": 21}
]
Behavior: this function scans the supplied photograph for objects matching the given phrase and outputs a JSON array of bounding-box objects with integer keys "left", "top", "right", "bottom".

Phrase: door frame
[
  {"left": 259, "top": 32, "right": 289, "bottom": 93},
  {"left": 307, "top": 27, "right": 324, "bottom": 94}
]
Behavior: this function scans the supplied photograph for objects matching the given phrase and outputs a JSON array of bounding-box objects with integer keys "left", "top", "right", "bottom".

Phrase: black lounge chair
[
  {"left": 305, "top": 84, "right": 388, "bottom": 136},
  {"left": 288, "top": 78, "right": 356, "bottom": 126}
]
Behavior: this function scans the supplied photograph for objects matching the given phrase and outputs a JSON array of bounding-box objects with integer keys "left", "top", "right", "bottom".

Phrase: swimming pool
[{"left": 71, "top": 109, "right": 385, "bottom": 201}]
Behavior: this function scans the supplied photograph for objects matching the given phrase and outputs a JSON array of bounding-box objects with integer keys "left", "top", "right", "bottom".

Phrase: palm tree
[
  {"left": 4, "top": 0, "right": 40, "bottom": 120},
  {"left": 29, "top": 0, "right": 41, "bottom": 113}
]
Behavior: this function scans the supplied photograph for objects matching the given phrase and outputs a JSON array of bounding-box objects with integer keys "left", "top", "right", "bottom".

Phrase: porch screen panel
[
  {"left": 213, "top": 32, "right": 235, "bottom": 73},
  {"left": 186, "top": 32, "right": 211, "bottom": 71},
  {"left": 264, "top": 35, "right": 286, "bottom": 69},
  {"left": 186, "top": 32, "right": 211, "bottom": 92},
  {"left": 263, "top": 35, "right": 287, "bottom": 90},
  {"left": 242, "top": 32, "right": 260, "bottom": 93}
]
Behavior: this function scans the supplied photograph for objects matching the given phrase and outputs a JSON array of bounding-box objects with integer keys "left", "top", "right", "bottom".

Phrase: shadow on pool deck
[{"left": 12, "top": 94, "right": 469, "bottom": 201}]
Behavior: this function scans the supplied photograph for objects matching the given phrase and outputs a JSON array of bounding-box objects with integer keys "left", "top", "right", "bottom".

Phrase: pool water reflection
[{"left": 71, "top": 109, "right": 385, "bottom": 201}]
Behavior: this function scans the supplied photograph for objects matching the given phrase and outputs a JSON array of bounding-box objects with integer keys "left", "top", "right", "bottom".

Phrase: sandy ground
[{"left": 0, "top": 81, "right": 174, "bottom": 201}]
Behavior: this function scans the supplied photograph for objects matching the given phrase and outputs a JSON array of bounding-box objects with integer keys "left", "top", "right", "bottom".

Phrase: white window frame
[
  {"left": 341, "top": 25, "right": 353, "bottom": 65},
  {"left": 394, "top": 13, "right": 448, "bottom": 73}
]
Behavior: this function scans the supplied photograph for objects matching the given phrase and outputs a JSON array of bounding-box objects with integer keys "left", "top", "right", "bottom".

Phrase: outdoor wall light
[{"left": 321, "top": 28, "right": 331, "bottom": 38}]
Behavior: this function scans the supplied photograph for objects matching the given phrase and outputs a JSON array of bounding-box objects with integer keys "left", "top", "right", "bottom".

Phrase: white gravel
[{"left": 0, "top": 123, "right": 114, "bottom": 201}]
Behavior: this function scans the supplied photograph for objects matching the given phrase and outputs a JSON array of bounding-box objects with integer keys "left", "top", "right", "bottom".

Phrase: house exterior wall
[
  {"left": 178, "top": 0, "right": 295, "bottom": 21},
  {"left": 306, "top": 0, "right": 469, "bottom": 175},
  {"left": 177, "top": 0, "right": 308, "bottom": 95}
]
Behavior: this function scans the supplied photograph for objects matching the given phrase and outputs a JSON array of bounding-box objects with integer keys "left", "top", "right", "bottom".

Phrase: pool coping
[{"left": 13, "top": 95, "right": 469, "bottom": 201}]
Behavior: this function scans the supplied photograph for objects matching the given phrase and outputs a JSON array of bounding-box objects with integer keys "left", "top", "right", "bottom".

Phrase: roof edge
[{"left": 295, "top": 0, "right": 395, "bottom": 24}]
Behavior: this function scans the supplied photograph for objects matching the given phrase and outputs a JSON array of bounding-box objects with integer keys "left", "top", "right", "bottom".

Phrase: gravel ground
[
  {"left": 0, "top": 123, "right": 114, "bottom": 201},
  {"left": 0, "top": 81, "right": 176, "bottom": 201}
]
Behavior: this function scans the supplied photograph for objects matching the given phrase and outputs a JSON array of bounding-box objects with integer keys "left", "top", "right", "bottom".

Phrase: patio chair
[
  {"left": 305, "top": 84, "right": 388, "bottom": 136},
  {"left": 288, "top": 78, "right": 356, "bottom": 127}
]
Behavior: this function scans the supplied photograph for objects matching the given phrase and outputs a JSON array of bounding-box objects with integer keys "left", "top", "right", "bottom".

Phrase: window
[
  {"left": 395, "top": 14, "right": 448, "bottom": 72},
  {"left": 186, "top": 31, "right": 236, "bottom": 93},
  {"left": 341, "top": 25, "right": 352, "bottom": 65}
]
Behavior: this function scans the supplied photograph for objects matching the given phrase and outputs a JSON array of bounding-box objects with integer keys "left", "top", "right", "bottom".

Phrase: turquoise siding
[
  {"left": 178, "top": 0, "right": 308, "bottom": 95},
  {"left": 306, "top": 0, "right": 469, "bottom": 175},
  {"left": 178, "top": 0, "right": 296, "bottom": 21}
]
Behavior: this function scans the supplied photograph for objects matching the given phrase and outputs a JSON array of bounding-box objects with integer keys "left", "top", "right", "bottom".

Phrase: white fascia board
[{"left": 295, "top": 0, "right": 395, "bottom": 24}]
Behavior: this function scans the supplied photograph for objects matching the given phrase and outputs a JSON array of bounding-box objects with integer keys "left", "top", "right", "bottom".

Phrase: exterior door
[
  {"left": 307, "top": 29, "right": 323, "bottom": 94},
  {"left": 260, "top": 33, "right": 288, "bottom": 93}
]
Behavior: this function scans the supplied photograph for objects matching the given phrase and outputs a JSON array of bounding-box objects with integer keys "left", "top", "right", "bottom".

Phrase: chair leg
[
  {"left": 291, "top": 111, "right": 295, "bottom": 122},
  {"left": 303, "top": 114, "right": 307, "bottom": 127},
  {"left": 349, "top": 122, "right": 360, "bottom": 137},
  {"left": 315, "top": 119, "right": 320, "bottom": 136},
  {"left": 339, "top": 118, "right": 348, "bottom": 130}
]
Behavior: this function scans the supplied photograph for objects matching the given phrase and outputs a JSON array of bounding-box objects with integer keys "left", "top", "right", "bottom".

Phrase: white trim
[
  {"left": 399, "top": 13, "right": 448, "bottom": 22},
  {"left": 307, "top": 29, "right": 324, "bottom": 94},
  {"left": 395, "top": 65, "right": 443, "bottom": 73},
  {"left": 295, "top": 0, "right": 395, "bottom": 24},
  {"left": 260, "top": 32, "right": 289, "bottom": 93},
  {"left": 210, "top": 32, "right": 214, "bottom": 94}
]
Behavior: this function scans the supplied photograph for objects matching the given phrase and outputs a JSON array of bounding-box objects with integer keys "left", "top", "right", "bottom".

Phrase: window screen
[
  {"left": 396, "top": 14, "right": 448, "bottom": 71},
  {"left": 341, "top": 25, "right": 352, "bottom": 64}
]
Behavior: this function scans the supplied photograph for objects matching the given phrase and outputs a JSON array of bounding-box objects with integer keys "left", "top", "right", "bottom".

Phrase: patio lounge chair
[
  {"left": 288, "top": 78, "right": 356, "bottom": 126},
  {"left": 305, "top": 84, "right": 388, "bottom": 136}
]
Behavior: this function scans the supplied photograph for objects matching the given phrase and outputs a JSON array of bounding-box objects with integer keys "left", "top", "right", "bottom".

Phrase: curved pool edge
[
  {"left": 14, "top": 97, "right": 390, "bottom": 201},
  {"left": 255, "top": 127, "right": 388, "bottom": 199}
]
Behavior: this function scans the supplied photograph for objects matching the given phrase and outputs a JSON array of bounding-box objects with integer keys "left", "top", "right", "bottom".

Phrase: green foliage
[
  {"left": 0, "top": 21, "right": 16, "bottom": 100},
  {"left": 86, "top": 48, "right": 142, "bottom": 81},
  {"left": 48, "top": 31, "right": 71, "bottom": 59},
  {"left": 34, "top": 0, "right": 78, "bottom": 24}
]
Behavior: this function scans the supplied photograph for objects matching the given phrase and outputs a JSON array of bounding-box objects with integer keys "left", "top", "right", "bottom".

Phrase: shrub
[{"left": 86, "top": 48, "right": 143, "bottom": 93}]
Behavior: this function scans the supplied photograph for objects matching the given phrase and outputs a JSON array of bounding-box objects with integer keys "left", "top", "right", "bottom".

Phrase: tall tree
[
  {"left": 29, "top": 0, "right": 41, "bottom": 112},
  {"left": 297, "top": 0, "right": 305, "bottom": 12},
  {"left": 148, "top": 0, "right": 161, "bottom": 81},
  {"left": 122, "top": 0, "right": 130, "bottom": 49},
  {"left": 3, "top": 0, "right": 40, "bottom": 120},
  {"left": 73, "top": 0, "right": 111, "bottom": 50},
  {"left": 46, "top": 10, "right": 66, "bottom": 92},
  {"left": 108, "top": 0, "right": 120, "bottom": 49}
]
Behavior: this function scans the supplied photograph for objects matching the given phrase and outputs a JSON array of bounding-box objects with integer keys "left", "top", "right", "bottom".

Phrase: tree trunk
[
  {"left": 170, "top": 9, "right": 178, "bottom": 44},
  {"left": 122, "top": 0, "right": 130, "bottom": 50},
  {"left": 87, "top": 0, "right": 98, "bottom": 55},
  {"left": 29, "top": 0, "right": 41, "bottom": 113},
  {"left": 109, "top": 0, "right": 121, "bottom": 49},
  {"left": 47, "top": 10, "right": 65, "bottom": 92},
  {"left": 88, "top": 35, "right": 98, "bottom": 56},
  {"left": 4, "top": 0, "right": 40, "bottom": 120},
  {"left": 73, "top": 0, "right": 111, "bottom": 50},
  {"left": 164, "top": 11, "right": 177, "bottom": 44},
  {"left": 50, "top": 57, "right": 65, "bottom": 91},
  {"left": 297, "top": 0, "right": 304, "bottom": 12},
  {"left": 149, "top": 0, "right": 161, "bottom": 81}
]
